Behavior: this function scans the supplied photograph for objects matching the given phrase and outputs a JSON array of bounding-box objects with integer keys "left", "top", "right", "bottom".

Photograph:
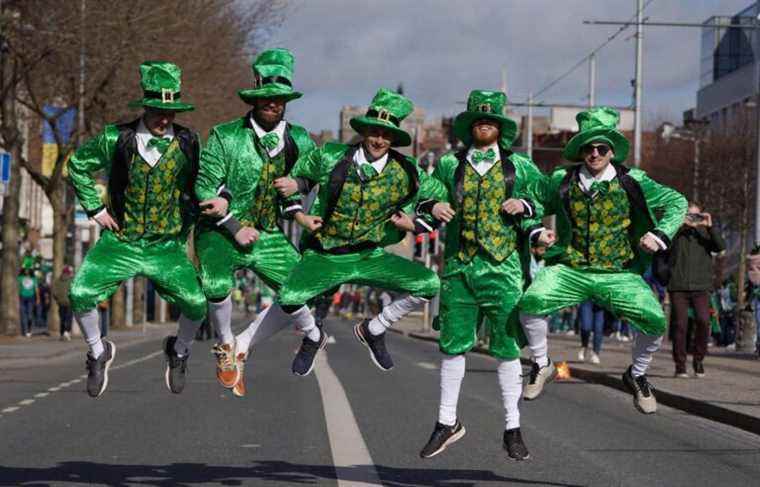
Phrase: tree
[{"left": 0, "top": 0, "right": 286, "bottom": 334}]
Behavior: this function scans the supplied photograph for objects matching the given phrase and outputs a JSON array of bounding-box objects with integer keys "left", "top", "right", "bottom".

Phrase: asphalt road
[{"left": 1, "top": 317, "right": 759, "bottom": 487}]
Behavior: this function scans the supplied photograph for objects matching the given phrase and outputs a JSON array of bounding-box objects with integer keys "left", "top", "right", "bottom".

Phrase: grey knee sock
[
  {"left": 631, "top": 333, "right": 663, "bottom": 377},
  {"left": 208, "top": 296, "right": 234, "bottom": 345},
  {"left": 520, "top": 312, "right": 549, "bottom": 367},
  {"left": 235, "top": 303, "right": 296, "bottom": 354},
  {"left": 369, "top": 295, "right": 427, "bottom": 335},
  {"left": 175, "top": 315, "right": 202, "bottom": 357},
  {"left": 75, "top": 309, "right": 103, "bottom": 358}
]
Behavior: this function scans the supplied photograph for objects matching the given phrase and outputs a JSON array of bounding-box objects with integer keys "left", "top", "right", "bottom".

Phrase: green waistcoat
[
  {"left": 246, "top": 149, "right": 286, "bottom": 230},
  {"left": 459, "top": 163, "right": 517, "bottom": 263},
  {"left": 564, "top": 179, "right": 634, "bottom": 270},
  {"left": 317, "top": 160, "right": 409, "bottom": 250},
  {"left": 120, "top": 140, "right": 190, "bottom": 242}
]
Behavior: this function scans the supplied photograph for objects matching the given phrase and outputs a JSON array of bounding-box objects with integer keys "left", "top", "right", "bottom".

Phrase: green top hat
[
  {"left": 453, "top": 90, "right": 518, "bottom": 150},
  {"left": 128, "top": 61, "right": 194, "bottom": 112},
  {"left": 563, "top": 106, "right": 630, "bottom": 162},
  {"left": 349, "top": 88, "right": 414, "bottom": 147},
  {"left": 238, "top": 48, "right": 303, "bottom": 104}
]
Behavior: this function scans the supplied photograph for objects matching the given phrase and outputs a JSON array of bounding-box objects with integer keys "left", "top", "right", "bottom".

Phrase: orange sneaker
[
  {"left": 212, "top": 343, "right": 239, "bottom": 388},
  {"left": 232, "top": 352, "right": 247, "bottom": 397}
]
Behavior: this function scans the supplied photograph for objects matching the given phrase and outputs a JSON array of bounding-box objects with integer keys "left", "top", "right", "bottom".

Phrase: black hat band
[
  {"left": 144, "top": 89, "right": 181, "bottom": 103},
  {"left": 365, "top": 108, "right": 400, "bottom": 127}
]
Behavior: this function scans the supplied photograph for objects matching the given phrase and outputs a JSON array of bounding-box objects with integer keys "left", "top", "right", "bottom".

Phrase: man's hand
[
  {"left": 273, "top": 177, "right": 299, "bottom": 197},
  {"left": 700, "top": 212, "right": 713, "bottom": 228},
  {"left": 501, "top": 198, "right": 525, "bottom": 216},
  {"left": 234, "top": 226, "right": 260, "bottom": 247},
  {"left": 94, "top": 211, "right": 120, "bottom": 231},
  {"left": 537, "top": 229, "right": 556, "bottom": 247},
  {"left": 639, "top": 233, "right": 660, "bottom": 254},
  {"left": 295, "top": 212, "right": 323, "bottom": 232},
  {"left": 200, "top": 197, "right": 228, "bottom": 217},
  {"left": 390, "top": 212, "right": 415, "bottom": 232},
  {"left": 432, "top": 202, "right": 456, "bottom": 223}
]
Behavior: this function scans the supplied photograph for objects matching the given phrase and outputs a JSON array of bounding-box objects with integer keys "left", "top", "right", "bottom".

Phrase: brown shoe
[
  {"left": 232, "top": 352, "right": 247, "bottom": 398},
  {"left": 212, "top": 343, "right": 239, "bottom": 388}
]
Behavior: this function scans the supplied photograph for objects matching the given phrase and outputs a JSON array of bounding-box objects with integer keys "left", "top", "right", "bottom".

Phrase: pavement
[
  {"left": 391, "top": 314, "right": 760, "bottom": 436},
  {"left": 2, "top": 313, "right": 759, "bottom": 486}
]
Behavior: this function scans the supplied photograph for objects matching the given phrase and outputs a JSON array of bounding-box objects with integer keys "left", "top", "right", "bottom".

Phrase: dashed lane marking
[{"left": 1, "top": 349, "right": 163, "bottom": 420}]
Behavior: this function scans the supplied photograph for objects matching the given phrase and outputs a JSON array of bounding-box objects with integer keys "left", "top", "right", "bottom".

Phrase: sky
[{"left": 263, "top": 0, "right": 752, "bottom": 134}]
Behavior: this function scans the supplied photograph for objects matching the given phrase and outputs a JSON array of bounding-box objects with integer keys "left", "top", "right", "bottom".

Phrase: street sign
[{"left": 1, "top": 152, "right": 10, "bottom": 184}]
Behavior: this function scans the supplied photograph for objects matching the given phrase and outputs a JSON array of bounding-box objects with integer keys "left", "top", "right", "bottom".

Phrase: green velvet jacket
[
  {"left": 194, "top": 114, "right": 316, "bottom": 230},
  {"left": 290, "top": 143, "right": 448, "bottom": 252},
  {"left": 426, "top": 149, "right": 545, "bottom": 265},
  {"left": 536, "top": 163, "right": 687, "bottom": 274}
]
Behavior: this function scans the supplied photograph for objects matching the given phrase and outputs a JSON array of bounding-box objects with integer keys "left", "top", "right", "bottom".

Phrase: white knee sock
[
  {"left": 208, "top": 296, "right": 234, "bottom": 345},
  {"left": 631, "top": 333, "right": 663, "bottom": 377},
  {"left": 75, "top": 309, "right": 103, "bottom": 358},
  {"left": 175, "top": 315, "right": 202, "bottom": 357},
  {"left": 497, "top": 359, "right": 523, "bottom": 430},
  {"left": 438, "top": 354, "right": 466, "bottom": 426},
  {"left": 235, "top": 303, "right": 298, "bottom": 354},
  {"left": 368, "top": 295, "right": 427, "bottom": 335},
  {"left": 520, "top": 312, "right": 549, "bottom": 367}
]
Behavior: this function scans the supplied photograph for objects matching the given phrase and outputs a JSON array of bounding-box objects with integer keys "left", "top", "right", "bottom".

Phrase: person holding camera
[{"left": 668, "top": 202, "right": 725, "bottom": 378}]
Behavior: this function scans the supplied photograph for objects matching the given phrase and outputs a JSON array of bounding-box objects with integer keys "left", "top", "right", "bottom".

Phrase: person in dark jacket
[{"left": 668, "top": 202, "right": 725, "bottom": 378}]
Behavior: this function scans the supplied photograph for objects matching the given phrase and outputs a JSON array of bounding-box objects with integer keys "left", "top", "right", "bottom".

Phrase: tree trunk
[
  {"left": 46, "top": 187, "right": 67, "bottom": 335},
  {"left": 110, "top": 284, "right": 126, "bottom": 329},
  {"left": 0, "top": 144, "right": 23, "bottom": 335},
  {"left": 132, "top": 276, "right": 145, "bottom": 325},
  {"left": 736, "top": 226, "right": 756, "bottom": 352}
]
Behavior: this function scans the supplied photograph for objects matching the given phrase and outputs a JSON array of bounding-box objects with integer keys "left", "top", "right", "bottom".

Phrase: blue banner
[{"left": 42, "top": 105, "right": 76, "bottom": 144}]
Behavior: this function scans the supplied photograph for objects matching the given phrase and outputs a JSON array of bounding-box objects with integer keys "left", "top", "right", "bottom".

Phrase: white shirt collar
[
  {"left": 135, "top": 119, "right": 174, "bottom": 167},
  {"left": 354, "top": 146, "right": 389, "bottom": 174},
  {"left": 578, "top": 163, "right": 616, "bottom": 193},
  {"left": 466, "top": 142, "right": 500, "bottom": 176},
  {"left": 250, "top": 117, "right": 287, "bottom": 157}
]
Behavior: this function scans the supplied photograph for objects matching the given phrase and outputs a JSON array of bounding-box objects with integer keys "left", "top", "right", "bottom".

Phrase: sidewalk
[
  {"left": 0, "top": 322, "right": 170, "bottom": 370},
  {"left": 392, "top": 315, "right": 760, "bottom": 435}
]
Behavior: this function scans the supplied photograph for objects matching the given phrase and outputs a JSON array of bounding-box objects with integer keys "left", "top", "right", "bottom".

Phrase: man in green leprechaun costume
[
  {"left": 68, "top": 61, "right": 206, "bottom": 398},
  {"left": 415, "top": 90, "right": 551, "bottom": 461},
  {"left": 518, "top": 107, "right": 687, "bottom": 414},
  {"left": 239, "top": 88, "right": 448, "bottom": 377},
  {"left": 193, "top": 48, "right": 315, "bottom": 396}
]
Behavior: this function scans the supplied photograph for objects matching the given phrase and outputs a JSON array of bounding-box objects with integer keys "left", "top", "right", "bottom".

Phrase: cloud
[{"left": 267, "top": 0, "right": 750, "bottom": 132}]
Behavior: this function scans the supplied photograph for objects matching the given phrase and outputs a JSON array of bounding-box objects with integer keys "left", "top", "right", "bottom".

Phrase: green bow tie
[
  {"left": 359, "top": 163, "right": 378, "bottom": 180},
  {"left": 471, "top": 148, "right": 496, "bottom": 164},
  {"left": 589, "top": 180, "right": 610, "bottom": 196},
  {"left": 260, "top": 132, "right": 280, "bottom": 151},
  {"left": 147, "top": 137, "right": 171, "bottom": 154}
]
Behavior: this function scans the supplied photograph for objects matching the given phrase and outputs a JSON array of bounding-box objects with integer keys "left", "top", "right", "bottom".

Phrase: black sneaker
[
  {"left": 292, "top": 330, "right": 327, "bottom": 376},
  {"left": 85, "top": 340, "right": 116, "bottom": 398},
  {"left": 622, "top": 365, "right": 657, "bottom": 414},
  {"left": 163, "top": 336, "right": 189, "bottom": 394},
  {"left": 419, "top": 421, "right": 466, "bottom": 459},
  {"left": 503, "top": 428, "right": 531, "bottom": 461},
  {"left": 353, "top": 319, "right": 393, "bottom": 371},
  {"left": 693, "top": 360, "right": 705, "bottom": 378}
]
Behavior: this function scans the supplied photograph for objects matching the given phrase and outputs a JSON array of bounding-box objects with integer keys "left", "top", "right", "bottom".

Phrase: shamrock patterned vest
[
  {"left": 246, "top": 148, "right": 286, "bottom": 231},
  {"left": 565, "top": 178, "right": 634, "bottom": 270},
  {"left": 317, "top": 159, "right": 409, "bottom": 250},
  {"left": 120, "top": 139, "right": 189, "bottom": 242},
  {"left": 458, "top": 162, "right": 517, "bottom": 263}
]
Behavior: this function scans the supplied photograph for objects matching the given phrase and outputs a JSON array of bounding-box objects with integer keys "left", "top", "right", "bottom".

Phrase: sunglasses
[{"left": 581, "top": 144, "right": 611, "bottom": 156}]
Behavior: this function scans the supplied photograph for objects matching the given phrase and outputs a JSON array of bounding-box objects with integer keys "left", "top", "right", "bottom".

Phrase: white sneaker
[
  {"left": 590, "top": 351, "right": 600, "bottom": 364},
  {"left": 25, "top": 333, "right": 32, "bottom": 338},
  {"left": 578, "top": 348, "right": 586, "bottom": 362},
  {"left": 63, "top": 331, "right": 71, "bottom": 341},
  {"left": 613, "top": 331, "right": 621, "bottom": 341},
  {"left": 565, "top": 329, "right": 576, "bottom": 336},
  {"left": 621, "top": 335, "right": 631, "bottom": 342}
]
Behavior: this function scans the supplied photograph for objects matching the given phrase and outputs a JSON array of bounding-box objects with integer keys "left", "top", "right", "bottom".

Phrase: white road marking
[
  {"left": 314, "top": 353, "right": 383, "bottom": 487},
  {"left": 1, "top": 348, "right": 163, "bottom": 419},
  {"left": 327, "top": 335, "right": 337, "bottom": 344},
  {"left": 416, "top": 361, "right": 437, "bottom": 370}
]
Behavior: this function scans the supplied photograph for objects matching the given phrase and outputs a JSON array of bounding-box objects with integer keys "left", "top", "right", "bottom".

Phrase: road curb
[{"left": 399, "top": 329, "right": 760, "bottom": 436}]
